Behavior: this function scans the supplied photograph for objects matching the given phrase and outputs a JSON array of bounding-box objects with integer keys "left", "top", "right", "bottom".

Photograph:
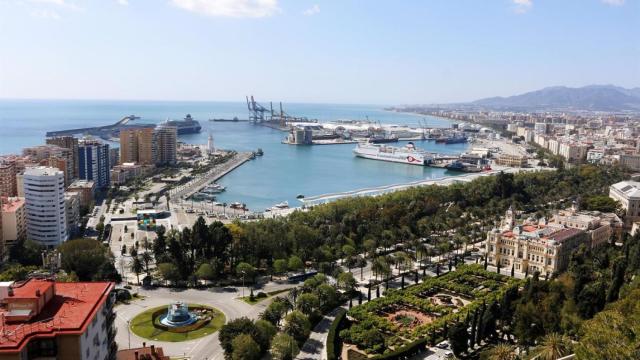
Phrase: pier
[
  {"left": 301, "top": 166, "right": 551, "bottom": 206},
  {"left": 45, "top": 115, "right": 142, "bottom": 137},
  {"left": 168, "top": 152, "right": 254, "bottom": 201}
]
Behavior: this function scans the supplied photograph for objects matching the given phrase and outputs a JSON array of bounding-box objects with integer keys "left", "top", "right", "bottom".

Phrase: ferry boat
[
  {"left": 353, "top": 142, "right": 433, "bottom": 166},
  {"left": 164, "top": 114, "right": 202, "bottom": 135}
]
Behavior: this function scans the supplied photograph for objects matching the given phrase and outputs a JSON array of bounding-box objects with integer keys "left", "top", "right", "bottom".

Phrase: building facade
[
  {"left": 67, "top": 180, "right": 96, "bottom": 210},
  {"left": 0, "top": 159, "right": 18, "bottom": 198},
  {"left": 78, "top": 138, "right": 110, "bottom": 189},
  {"left": 23, "top": 167, "right": 68, "bottom": 247},
  {"left": 64, "top": 192, "right": 80, "bottom": 238},
  {"left": 153, "top": 124, "right": 177, "bottom": 166},
  {"left": 609, "top": 181, "right": 640, "bottom": 228},
  {"left": 119, "top": 127, "right": 155, "bottom": 166},
  {"left": 1, "top": 197, "right": 26, "bottom": 249},
  {"left": 486, "top": 207, "right": 588, "bottom": 277},
  {"left": 46, "top": 136, "right": 79, "bottom": 178},
  {"left": 0, "top": 279, "right": 116, "bottom": 360}
]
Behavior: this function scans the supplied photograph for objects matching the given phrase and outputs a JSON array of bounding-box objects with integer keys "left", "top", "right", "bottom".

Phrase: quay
[
  {"left": 168, "top": 151, "right": 254, "bottom": 201},
  {"left": 301, "top": 166, "right": 552, "bottom": 206}
]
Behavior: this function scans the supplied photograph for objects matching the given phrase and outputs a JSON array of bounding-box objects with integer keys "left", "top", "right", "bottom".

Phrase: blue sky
[{"left": 0, "top": 0, "right": 638, "bottom": 104}]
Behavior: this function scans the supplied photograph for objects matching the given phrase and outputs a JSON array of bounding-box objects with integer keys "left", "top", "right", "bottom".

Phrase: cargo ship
[
  {"left": 353, "top": 142, "right": 433, "bottom": 166},
  {"left": 435, "top": 135, "right": 467, "bottom": 144},
  {"left": 165, "top": 114, "right": 202, "bottom": 135}
]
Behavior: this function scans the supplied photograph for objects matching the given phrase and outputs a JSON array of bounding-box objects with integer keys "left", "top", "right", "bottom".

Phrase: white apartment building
[{"left": 23, "top": 167, "right": 68, "bottom": 247}]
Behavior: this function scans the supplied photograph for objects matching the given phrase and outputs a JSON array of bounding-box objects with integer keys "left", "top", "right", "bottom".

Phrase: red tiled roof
[
  {"left": 548, "top": 227, "right": 584, "bottom": 243},
  {"left": 10, "top": 279, "right": 53, "bottom": 299},
  {"left": 0, "top": 280, "right": 114, "bottom": 353},
  {"left": 117, "top": 346, "right": 170, "bottom": 360}
]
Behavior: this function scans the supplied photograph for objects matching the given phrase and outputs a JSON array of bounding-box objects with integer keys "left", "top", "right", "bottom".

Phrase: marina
[{"left": 1, "top": 99, "right": 474, "bottom": 211}]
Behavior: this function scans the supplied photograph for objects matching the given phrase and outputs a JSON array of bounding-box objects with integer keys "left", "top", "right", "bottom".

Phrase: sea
[{"left": 0, "top": 100, "right": 470, "bottom": 211}]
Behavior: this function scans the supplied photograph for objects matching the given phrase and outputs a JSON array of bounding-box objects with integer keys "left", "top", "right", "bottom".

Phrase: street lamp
[{"left": 241, "top": 270, "right": 246, "bottom": 298}]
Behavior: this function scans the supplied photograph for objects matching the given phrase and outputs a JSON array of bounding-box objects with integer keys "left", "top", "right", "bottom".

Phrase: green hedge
[
  {"left": 327, "top": 308, "right": 348, "bottom": 360},
  {"left": 372, "top": 337, "right": 429, "bottom": 359}
]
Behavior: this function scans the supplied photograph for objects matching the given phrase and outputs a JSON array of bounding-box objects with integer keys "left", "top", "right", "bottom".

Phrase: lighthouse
[{"left": 207, "top": 132, "right": 215, "bottom": 155}]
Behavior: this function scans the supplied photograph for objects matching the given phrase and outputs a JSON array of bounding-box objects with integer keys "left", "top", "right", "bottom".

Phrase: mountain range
[{"left": 471, "top": 85, "right": 640, "bottom": 111}]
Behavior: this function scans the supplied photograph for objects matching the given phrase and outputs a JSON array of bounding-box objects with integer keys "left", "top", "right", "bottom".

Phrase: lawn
[
  {"left": 130, "top": 304, "right": 225, "bottom": 342},
  {"left": 239, "top": 288, "right": 291, "bottom": 305}
]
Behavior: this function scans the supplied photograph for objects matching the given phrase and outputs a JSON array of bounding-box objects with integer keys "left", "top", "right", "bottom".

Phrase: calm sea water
[{"left": 0, "top": 100, "right": 469, "bottom": 210}]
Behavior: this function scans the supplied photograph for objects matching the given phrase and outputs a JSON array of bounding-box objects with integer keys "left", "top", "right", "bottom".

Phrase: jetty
[
  {"left": 300, "top": 166, "right": 552, "bottom": 206},
  {"left": 168, "top": 152, "right": 254, "bottom": 201}
]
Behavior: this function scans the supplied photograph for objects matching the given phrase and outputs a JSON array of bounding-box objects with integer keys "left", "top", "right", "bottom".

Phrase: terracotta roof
[
  {"left": 548, "top": 227, "right": 584, "bottom": 243},
  {"left": 0, "top": 279, "right": 114, "bottom": 353},
  {"left": 10, "top": 279, "right": 53, "bottom": 299},
  {"left": 117, "top": 346, "right": 170, "bottom": 360}
]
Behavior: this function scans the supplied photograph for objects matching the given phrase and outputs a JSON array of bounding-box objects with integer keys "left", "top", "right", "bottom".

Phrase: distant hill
[{"left": 472, "top": 85, "right": 640, "bottom": 111}]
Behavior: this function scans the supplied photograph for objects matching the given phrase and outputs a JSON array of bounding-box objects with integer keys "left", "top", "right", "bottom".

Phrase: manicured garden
[
  {"left": 129, "top": 304, "right": 225, "bottom": 342},
  {"left": 340, "top": 265, "right": 520, "bottom": 357}
]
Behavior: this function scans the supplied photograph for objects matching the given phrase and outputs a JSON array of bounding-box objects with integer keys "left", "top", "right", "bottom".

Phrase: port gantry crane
[{"left": 246, "top": 95, "right": 315, "bottom": 127}]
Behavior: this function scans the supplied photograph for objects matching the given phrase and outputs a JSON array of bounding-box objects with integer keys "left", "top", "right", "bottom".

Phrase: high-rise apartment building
[
  {"left": 1, "top": 197, "right": 26, "bottom": 249},
  {"left": 22, "top": 145, "right": 75, "bottom": 186},
  {"left": 78, "top": 138, "right": 110, "bottom": 189},
  {"left": 23, "top": 167, "right": 68, "bottom": 247},
  {"left": 46, "top": 136, "right": 79, "bottom": 177},
  {"left": 0, "top": 279, "right": 117, "bottom": 360},
  {"left": 0, "top": 159, "right": 18, "bottom": 198},
  {"left": 154, "top": 124, "right": 177, "bottom": 166},
  {"left": 119, "top": 127, "right": 155, "bottom": 165}
]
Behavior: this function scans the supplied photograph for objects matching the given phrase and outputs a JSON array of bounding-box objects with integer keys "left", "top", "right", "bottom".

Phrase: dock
[
  {"left": 46, "top": 115, "right": 143, "bottom": 137},
  {"left": 168, "top": 152, "right": 254, "bottom": 201},
  {"left": 300, "top": 166, "right": 552, "bottom": 206}
]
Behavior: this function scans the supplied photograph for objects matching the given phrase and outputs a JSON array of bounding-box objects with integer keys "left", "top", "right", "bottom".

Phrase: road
[{"left": 115, "top": 282, "right": 294, "bottom": 360}]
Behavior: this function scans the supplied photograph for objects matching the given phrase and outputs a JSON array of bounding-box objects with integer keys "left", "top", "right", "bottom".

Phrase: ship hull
[{"left": 354, "top": 151, "right": 427, "bottom": 166}]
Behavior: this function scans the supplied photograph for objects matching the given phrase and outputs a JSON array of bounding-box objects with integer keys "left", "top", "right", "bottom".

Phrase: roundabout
[{"left": 129, "top": 302, "right": 226, "bottom": 342}]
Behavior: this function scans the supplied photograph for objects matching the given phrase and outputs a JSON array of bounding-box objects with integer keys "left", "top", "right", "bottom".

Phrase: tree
[
  {"left": 316, "top": 283, "right": 339, "bottom": 311},
  {"left": 274, "top": 259, "right": 288, "bottom": 276},
  {"left": 262, "top": 298, "right": 290, "bottom": 325},
  {"left": 9, "top": 239, "right": 45, "bottom": 266},
  {"left": 255, "top": 319, "right": 277, "bottom": 350},
  {"left": 485, "top": 343, "right": 516, "bottom": 360},
  {"left": 296, "top": 293, "right": 320, "bottom": 317},
  {"left": 288, "top": 256, "right": 304, "bottom": 273},
  {"left": 195, "top": 263, "right": 216, "bottom": 282},
  {"left": 130, "top": 256, "right": 144, "bottom": 285},
  {"left": 219, "top": 317, "right": 260, "bottom": 356},
  {"left": 337, "top": 272, "right": 357, "bottom": 294},
  {"left": 58, "top": 238, "right": 113, "bottom": 281},
  {"left": 535, "top": 332, "right": 572, "bottom": 360},
  {"left": 270, "top": 333, "right": 299, "bottom": 360},
  {"left": 236, "top": 262, "right": 256, "bottom": 282},
  {"left": 231, "top": 333, "right": 261, "bottom": 360},
  {"left": 283, "top": 311, "right": 311, "bottom": 344},
  {"left": 448, "top": 322, "right": 469, "bottom": 357},
  {"left": 156, "top": 263, "right": 180, "bottom": 284}
]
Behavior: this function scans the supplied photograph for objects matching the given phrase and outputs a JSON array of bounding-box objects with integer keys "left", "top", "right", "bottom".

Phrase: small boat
[
  {"left": 230, "top": 202, "right": 243, "bottom": 209},
  {"left": 296, "top": 194, "right": 305, "bottom": 199},
  {"left": 256, "top": 148, "right": 264, "bottom": 156},
  {"left": 273, "top": 201, "right": 289, "bottom": 209}
]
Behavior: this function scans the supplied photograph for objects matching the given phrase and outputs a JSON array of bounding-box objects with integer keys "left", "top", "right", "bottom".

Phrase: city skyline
[{"left": 0, "top": 0, "right": 639, "bottom": 104}]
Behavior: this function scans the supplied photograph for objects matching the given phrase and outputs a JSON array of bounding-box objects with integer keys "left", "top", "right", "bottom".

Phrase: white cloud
[
  {"left": 512, "top": 0, "right": 532, "bottom": 14},
  {"left": 28, "top": 0, "right": 81, "bottom": 11},
  {"left": 601, "top": 0, "right": 625, "bottom": 5},
  {"left": 303, "top": 4, "right": 319, "bottom": 16},
  {"left": 170, "top": 0, "right": 279, "bottom": 18},
  {"left": 30, "top": 8, "right": 61, "bottom": 19},
  {"left": 117, "top": 0, "right": 129, "bottom": 5}
]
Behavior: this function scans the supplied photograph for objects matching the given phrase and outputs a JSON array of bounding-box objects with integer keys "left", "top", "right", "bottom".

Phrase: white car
[{"left": 436, "top": 341, "right": 450, "bottom": 349}]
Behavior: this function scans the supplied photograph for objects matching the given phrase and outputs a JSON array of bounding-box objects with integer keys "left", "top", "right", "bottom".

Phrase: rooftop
[
  {"left": 0, "top": 279, "right": 114, "bottom": 353},
  {"left": 117, "top": 345, "right": 170, "bottom": 360},
  {"left": 1, "top": 197, "right": 25, "bottom": 213},
  {"left": 23, "top": 166, "right": 63, "bottom": 177},
  {"left": 611, "top": 180, "right": 640, "bottom": 199}
]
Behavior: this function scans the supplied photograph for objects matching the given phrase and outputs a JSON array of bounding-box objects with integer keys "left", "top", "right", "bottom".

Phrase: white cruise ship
[{"left": 353, "top": 142, "right": 433, "bottom": 166}]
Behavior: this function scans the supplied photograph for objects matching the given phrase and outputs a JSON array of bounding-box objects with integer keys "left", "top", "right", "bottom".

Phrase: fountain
[{"left": 159, "top": 301, "right": 197, "bottom": 327}]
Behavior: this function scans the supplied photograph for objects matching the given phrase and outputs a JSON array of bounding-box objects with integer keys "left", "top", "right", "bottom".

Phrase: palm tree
[
  {"left": 536, "top": 333, "right": 572, "bottom": 360},
  {"left": 487, "top": 343, "right": 517, "bottom": 360},
  {"left": 130, "top": 256, "right": 144, "bottom": 285}
]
